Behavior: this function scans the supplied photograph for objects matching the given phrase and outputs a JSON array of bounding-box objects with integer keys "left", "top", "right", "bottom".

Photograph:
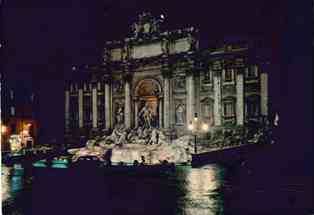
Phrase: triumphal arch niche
[{"left": 65, "top": 12, "right": 268, "bottom": 139}]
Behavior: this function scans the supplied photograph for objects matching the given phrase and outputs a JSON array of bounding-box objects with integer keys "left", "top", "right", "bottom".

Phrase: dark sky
[
  {"left": 1, "top": 0, "right": 312, "bottom": 152},
  {"left": 2, "top": 0, "right": 286, "bottom": 80}
]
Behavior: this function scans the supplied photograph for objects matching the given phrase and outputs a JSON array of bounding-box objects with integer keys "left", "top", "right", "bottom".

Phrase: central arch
[{"left": 133, "top": 78, "right": 163, "bottom": 128}]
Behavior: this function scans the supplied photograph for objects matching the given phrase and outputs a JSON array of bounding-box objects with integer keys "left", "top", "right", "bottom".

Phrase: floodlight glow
[
  {"left": 1, "top": 125, "right": 7, "bottom": 134},
  {"left": 188, "top": 123, "right": 194, "bottom": 131},
  {"left": 202, "top": 123, "right": 209, "bottom": 132}
]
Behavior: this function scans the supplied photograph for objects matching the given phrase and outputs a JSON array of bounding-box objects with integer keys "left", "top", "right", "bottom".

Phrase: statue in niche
[
  {"left": 115, "top": 105, "right": 124, "bottom": 125},
  {"left": 113, "top": 80, "right": 123, "bottom": 94},
  {"left": 138, "top": 102, "right": 153, "bottom": 129},
  {"left": 176, "top": 104, "right": 185, "bottom": 124}
]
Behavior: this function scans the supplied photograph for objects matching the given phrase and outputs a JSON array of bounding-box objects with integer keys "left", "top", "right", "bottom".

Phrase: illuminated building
[
  {"left": 65, "top": 12, "right": 268, "bottom": 142},
  {"left": 1, "top": 78, "right": 37, "bottom": 151}
]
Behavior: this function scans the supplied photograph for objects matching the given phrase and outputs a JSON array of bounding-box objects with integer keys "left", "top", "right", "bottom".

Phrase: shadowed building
[
  {"left": 1, "top": 78, "right": 38, "bottom": 151},
  {"left": 64, "top": 12, "right": 268, "bottom": 143}
]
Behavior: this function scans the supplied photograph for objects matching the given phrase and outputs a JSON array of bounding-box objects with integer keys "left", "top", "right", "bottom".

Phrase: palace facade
[{"left": 64, "top": 12, "right": 268, "bottom": 141}]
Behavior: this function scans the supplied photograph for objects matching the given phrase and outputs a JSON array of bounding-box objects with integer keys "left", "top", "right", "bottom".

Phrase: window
[
  {"left": 246, "top": 99, "right": 260, "bottom": 117},
  {"left": 224, "top": 69, "right": 233, "bottom": 82},
  {"left": 223, "top": 101, "right": 235, "bottom": 117},
  {"left": 10, "top": 106, "right": 15, "bottom": 116},
  {"left": 246, "top": 65, "right": 258, "bottom": 79},
  {"left": 203, "top": 67, "right": 212, "bottom": 83}
]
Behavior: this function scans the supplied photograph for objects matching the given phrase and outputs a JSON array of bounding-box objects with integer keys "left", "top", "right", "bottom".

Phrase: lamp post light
[{"left": 188, "top": 113, "right": 209, "bottom": 154}]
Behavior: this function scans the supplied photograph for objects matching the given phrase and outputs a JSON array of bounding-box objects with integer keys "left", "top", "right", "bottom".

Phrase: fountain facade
[{"left": 64, "top": 12, "right": 269, "bottom": 150}]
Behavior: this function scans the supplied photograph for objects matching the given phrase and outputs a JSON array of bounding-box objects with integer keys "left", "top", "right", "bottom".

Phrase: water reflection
[
  {"left": 2, "top": 162, "right": 312, "bottom": 214},
  {"left": 2, "top": 166, "right": 11, "bottom": 202},
  {"left": 2, "top": 164, "right": 226, "bottom": 215},
  {"left": 181, "top": 165, "right": 224, "bottom": 215}
]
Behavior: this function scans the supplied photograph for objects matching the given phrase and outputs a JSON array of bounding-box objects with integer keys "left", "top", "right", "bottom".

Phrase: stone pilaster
[
  {"left": 159, "top": 99, "right": 163, "bottom": 128},
  {"left": 194, "top": 70, "right": 201, "bottom": 122},
  {"left": 213, "top": 69, "right": 222, "bottom": 126},
  {"left": 104, "top": 80, "right": 111, "bottom": 130},
  {"left": 92, "top": 83, "right": 98, "bottom": 128},
  {"left": 163, "top": 77, "right": 171, "bottom": 129},
  {"left": 134, "top": 98, "right": 139, "bottom": 128},
  {"left": 186, "top": 71, "right": 195, "bottom": 125},
  {"left": 65, "top": 90, "right": 70, "bottom": 131},
  {"left": 161, "top": 57, "right": 172, "bottom": 130},
  {"left": 260, "top": 69, "right": 268, "bottom": 116},
  {"left": 236, "top": 68, "right": 244, "bottom": 125},
  {"left": 78, "top": 88, "right": 83, "bottom": 128},
  {"left": 124, "top": 74, "right": 132, "bottom": 128}
]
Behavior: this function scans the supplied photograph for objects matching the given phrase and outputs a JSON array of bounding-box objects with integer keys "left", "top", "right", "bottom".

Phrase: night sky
[{"left": 1, "top": 0, "right": 312, "bottom": 164}]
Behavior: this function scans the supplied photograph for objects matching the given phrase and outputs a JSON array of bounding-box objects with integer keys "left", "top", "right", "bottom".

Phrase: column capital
[
  {"left": 102, "top": 74, "right": 112, "bottom": 84},
  {"left": 235, "top": 67, "right": 245, "bottom": 75},
  {"left": 233, "top": 57, "right": 246, "bottom": 69},
  {"left": 91, "top": 81, "right": 98, "bottom": 88},
  {"left": 212, "top": 59, "right": 223, "bottom": 71},
  {"left": 77, "top": 80, "right": 85, "bottom": 89},
  {"left": 213, "top": 69, "right": 222, "bottom": 77},
  {"left": 122, "top": 72, "right": 133, "bottom": 83},
  {"left": 161, "top": 63, "right": 172, "bottom": 78}
]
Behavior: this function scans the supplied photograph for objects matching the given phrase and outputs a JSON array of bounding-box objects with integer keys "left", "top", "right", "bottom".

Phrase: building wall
[
  {"left": 64, "top": 13, "right": 268, "bottom": 141},
  {"left": 1, "top": 80, "right": 38, "bottom": 150}
]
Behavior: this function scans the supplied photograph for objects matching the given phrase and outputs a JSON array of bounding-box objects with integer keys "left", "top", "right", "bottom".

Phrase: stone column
[
  {"left": 195, "top": 71, "right": 200, "bottom": 121},
  {"left": 163, "top": 77, "right": 170, "bottom": 129},
  {"left": 159, "top": 98, "right": 163, "bottom": 128},
  {"left": 213, "top": 70, "right": 222, "bottom": 126},
  {"left": 236, "top": 68, "right": 244, "bottom": 125},
  {"left": 65, "top": 90, "right": 70, "bottom": 131},
  {"left": 186, "top": 73, "right": 195, "bottom": 124},
  {"left": 134, "top": 99, "right": 139, "bottom": 128},
  {"left": 92, "top": 84, "right": 98, "bottom": 128},
  {"left": 104, "top": 81, "right": 111, "bottom": 129},
  {"left": 260, "top": 70, "right": 268, "bottom": 116},
  {"left": 161, "top": 56, "right": 171, "bottom": 130},
  {"left": 124, "top": 79, "right": 132, "bottom": 128},
  {"left": 78, "top": 88, "right": 83, "bottom": 128}
]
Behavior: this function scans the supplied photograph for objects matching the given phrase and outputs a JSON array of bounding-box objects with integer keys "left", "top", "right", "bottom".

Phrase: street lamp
[{"left": 188, "top": 113, "right": 209, "bottom": 154}]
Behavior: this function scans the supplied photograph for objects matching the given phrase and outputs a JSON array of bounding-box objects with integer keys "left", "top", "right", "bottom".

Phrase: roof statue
[{"left": 131, "top": 12, "right": 164, "bottom": 40}]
